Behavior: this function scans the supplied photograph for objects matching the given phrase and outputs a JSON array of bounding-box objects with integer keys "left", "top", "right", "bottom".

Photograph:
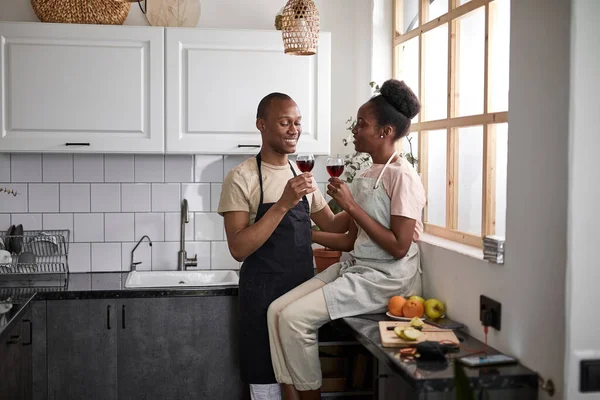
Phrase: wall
[
  {"left": 0, "top": 0, "right": 375, "bottom": 157},
  {"left": 0, "top": 153, "right": 336, "bottom": 272},
  {"left": 565, "top": 0, "right": 600, "bottom": 398},
  {"left": 421, "top": 1, "right": 570, "bottom": 399}
]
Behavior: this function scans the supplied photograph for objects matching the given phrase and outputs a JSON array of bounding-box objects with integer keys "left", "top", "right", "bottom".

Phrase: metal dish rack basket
[{"left": 0, "top": 229, "right": 70, "bottom": 285}]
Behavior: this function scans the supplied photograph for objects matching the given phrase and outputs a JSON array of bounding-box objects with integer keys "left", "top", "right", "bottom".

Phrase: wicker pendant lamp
[{"left": 281, "top": 0, "right": 320, "bottom": 56}]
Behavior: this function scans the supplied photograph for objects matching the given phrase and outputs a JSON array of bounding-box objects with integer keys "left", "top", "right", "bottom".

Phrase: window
[{"left": 394, "top": 0, "right": 510, "bottom": 247}]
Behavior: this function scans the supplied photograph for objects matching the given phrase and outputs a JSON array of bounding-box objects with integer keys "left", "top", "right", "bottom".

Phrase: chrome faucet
[
  {"left": 178, "top": 199, "right": 197, "bottom": 271},
  {"left": 131, "top": 235, "right": 152, "bottom": 271}
]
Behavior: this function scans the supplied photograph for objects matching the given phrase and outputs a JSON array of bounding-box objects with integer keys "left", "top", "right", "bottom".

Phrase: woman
[{"left": 266, "top": 79, "right": 426, "bottom": 400}]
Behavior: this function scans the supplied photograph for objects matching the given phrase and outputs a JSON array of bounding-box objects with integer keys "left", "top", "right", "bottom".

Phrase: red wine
[
  {"left": 327, "top": 165, "right": 344, "bottom": 178},
  {"left": 296, "top": 160, "right": 314, "bottom": 172}
]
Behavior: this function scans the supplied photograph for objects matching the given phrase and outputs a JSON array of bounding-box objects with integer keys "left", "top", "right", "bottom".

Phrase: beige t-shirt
[
  {"left": 218, "top": 157, "right": 328, "bottom": 224},
  {"left": 360, "top": 157, "right": 426, "bottom": 240}
]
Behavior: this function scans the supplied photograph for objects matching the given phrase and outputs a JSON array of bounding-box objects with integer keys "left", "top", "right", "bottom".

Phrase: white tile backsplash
[
  {"left": 104, "top": 155, "right": 134, "bottom": 182},
  {"left": 223, "top": 155, "right": 250, "bottom": 178},
  {"left": 91, "top": 243, "right": 121, "bottom": 272},
  {"left": 69, "top": 243, "right": 91, "bottom": 273},
  {"left": 42, "top": 214, "right": 74, "bottom": 238},
  {"left": 11, "top": 154, "right": 42, "bottom": 182},
  {"left": 165, "top": 155, "right": 193, "bottom": 183},
  {"left": 0, "top": 154, "right": 11, "bottom": 182},
  {"left": 0, "top": 214, "right": 10, "bottom": 231},
  {"left": 1, "top": 153, "right": 306, "bottom": 272},
  {"left": 135, "top": 155, "right": 164, "bottom": 183},
  {"left": 151, "top": 241, "right": 179, "bottom": 270},
  {"left": 0, "top": 184, "right": 27, "bottom": 213},
  {"left": 182, "top": 183, "right": 210, "bottom": 212},
  {"left": 60, "top": 184, "right": 90, "bottom": 213},
  {"left": 210, "top": 183, "right": 222, "bottom": 212},
  {"left": 134, "top": 213, "right": 164, "bottom": 242},
  {"left": 74, "top": 213, "right": 104, "bottom": 242},
  {"left": 194, "top": 155, "right": 224, "bottom": 182},
  {"left": 29, "top": 184, "right": 59, "bottom": 213},
  {"left": 194, "top": 213, "right": 223, "bottom": 241},
  {"left": 105, "top": 213, "right": 134, "bottom": 242},
  {"left": 122, "top": 241, "right": 152, "bottom": 271},
  {"left": 43, "top": 154, "right": 73, "bottom": 182},
  {"left": 122, "top": 184, "right": 151, "bottom": 212},
  {"left": 11, "top": 214, "right": 42, "bottom": 231},
  {"left": 151, "top": 183, "right": 180, "bottom": 212},
  {"left": 185, "top": 241, "right": 211, "bottom": 269},
  {"left": 211, "top": 241, "right": 239, "bottom": 270},
  {"left": 165, "top": 212, "right": 194, "bottom": 242},
  {"left": 74, "top": 154, "right": 104, "bottom": 182},
  {"left": 91, "top": 184, "right": 121, "bottom": 212}
]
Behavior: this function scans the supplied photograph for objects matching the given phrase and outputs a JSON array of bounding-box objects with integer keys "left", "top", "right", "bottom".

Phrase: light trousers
[{"left": 267, "top": 278, "right": 330, "bottom": 391}]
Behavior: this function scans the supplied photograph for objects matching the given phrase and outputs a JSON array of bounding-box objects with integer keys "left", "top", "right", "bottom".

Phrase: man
[{"left": 218, "top": 93, "right": 346, "bottom": 400}]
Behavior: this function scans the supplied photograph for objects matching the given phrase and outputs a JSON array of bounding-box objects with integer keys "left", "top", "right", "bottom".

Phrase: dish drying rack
[{"left": 0, "top": 229, "right": 70, "bottom": 286}]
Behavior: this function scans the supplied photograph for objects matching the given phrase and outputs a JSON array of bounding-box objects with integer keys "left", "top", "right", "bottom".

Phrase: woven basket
[
  {"left": 31, "top": 0, "right": 131, "bottom": 25},
  {"left": 281, "top": 0, "right": 320, "bottom": 55}
]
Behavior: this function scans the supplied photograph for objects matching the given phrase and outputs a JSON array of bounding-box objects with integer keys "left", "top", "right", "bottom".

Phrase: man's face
[{"left": 258, "top": 99, "right": 302, "bottom": 155}]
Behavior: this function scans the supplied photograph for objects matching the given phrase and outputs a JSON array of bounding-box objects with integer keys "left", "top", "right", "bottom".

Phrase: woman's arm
[
  {"left": 312, "top": 220, "right": 358, "bottom": 252},
  {"left": 327, "top": 177, "right": 415, "bottom": 259}
]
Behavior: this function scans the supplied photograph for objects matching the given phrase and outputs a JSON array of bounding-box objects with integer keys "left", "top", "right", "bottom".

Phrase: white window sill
[{"left": 418, "top": 233, "right": 485, "bottom": 261}]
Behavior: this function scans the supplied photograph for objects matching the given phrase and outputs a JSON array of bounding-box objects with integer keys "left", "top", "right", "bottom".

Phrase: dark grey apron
[{"left": 238, "top": 153, "right": 314, "bottom": 384}]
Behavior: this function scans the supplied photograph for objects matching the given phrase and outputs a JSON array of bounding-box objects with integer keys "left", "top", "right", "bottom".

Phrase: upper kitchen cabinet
[
  {"left": 166, "top": 28, "right": 331, "bottom": 155},
  {"left": 0, "top": 22, "right": 164, "bottom": 153}
]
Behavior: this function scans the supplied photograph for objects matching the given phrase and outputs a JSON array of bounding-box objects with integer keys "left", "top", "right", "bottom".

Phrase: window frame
[{"left": 393, "top": 0, "right": 508, "bottom": 248}]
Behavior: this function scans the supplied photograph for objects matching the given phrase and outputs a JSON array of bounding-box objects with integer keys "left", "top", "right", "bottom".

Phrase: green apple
[
  {"left": 424, "top": 299, "right": 445, "bottom": 320},
  {"left": 409, "top": 296, "right": 425, "bottom": 305}
]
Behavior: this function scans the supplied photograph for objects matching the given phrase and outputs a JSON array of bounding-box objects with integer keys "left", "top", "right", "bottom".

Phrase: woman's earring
[{"left": 380, "top": 135, "right": 384, "bottom": 139}]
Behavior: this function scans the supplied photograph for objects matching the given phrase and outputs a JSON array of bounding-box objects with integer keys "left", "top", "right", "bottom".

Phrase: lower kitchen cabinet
[
  {"left": 0, "top": 307, "right": 32, "bottom": 400},
  {"left": 47, "top": 299, "right": 118, "bottom": 400},
  {"left": 42, "top": 296, "right": 244, "bottom": 400},
  {"left": 117, "top": 296, "right": 244, "bottom": 400}
]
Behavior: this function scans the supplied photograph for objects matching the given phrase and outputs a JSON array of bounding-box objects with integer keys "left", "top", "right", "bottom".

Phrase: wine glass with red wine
[
  {"left": 296, "top": 153, "right": 315, "bottom": 173},
  {"left": 326, "top": 155, "right": 345, "bottom": 178}
]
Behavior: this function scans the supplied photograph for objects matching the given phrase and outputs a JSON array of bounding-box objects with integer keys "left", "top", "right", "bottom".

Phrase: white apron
[{"left": 316, "top": 152, "right": 423, "bottom": 320}]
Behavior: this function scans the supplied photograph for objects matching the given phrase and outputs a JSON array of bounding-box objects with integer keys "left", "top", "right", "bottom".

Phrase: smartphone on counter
[{"left": 458, "top": 354, "right": 518, "bottom": 367}]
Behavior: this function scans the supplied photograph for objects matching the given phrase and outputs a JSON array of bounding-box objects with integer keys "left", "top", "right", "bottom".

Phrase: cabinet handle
[
  {"left": 7, "top": 335, "right": 21, "bottom": 345},
  {"left": 237, "top": 144, "right": 260, "bottom": 148},
  {"left": 23, "top": 319, "right": 32, "bottom": 346},
  {"left": 107, "top": 305, "right": 112, "bottom": 330},
  {"left": 122, "top": 305, "right": 126, "bottom": 329},
  {"left": 65, "top": 142, "right": 90, "bottom": 146}
]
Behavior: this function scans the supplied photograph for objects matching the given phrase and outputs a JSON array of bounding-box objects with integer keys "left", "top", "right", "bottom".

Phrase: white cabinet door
[
  {"left": 166, "top": 28, "right": 331, "bottom": 155},
  {"left": 0, "top": 22, "right": 164, "bottom": 153}
]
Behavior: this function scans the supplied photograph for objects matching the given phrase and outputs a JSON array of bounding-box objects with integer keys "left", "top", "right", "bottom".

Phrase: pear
[
  {"left": 424, "top": 298, "right": 445, "bottom": 320},
  {"left": 409, "top": 296, "right": 425, "bottom": 305}
]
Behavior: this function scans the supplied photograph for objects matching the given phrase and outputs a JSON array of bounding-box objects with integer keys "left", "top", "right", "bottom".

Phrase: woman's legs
[
  {"left": 278, "top": 286, "right": 331, "bottom": 392},
  {"left": 267, "top": 278, "right": 326, "bottom": 386}
]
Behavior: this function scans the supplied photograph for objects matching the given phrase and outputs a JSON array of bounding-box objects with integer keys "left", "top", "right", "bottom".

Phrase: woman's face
[{"left": 351, "top": 102, "right": 383, "bottom": 154}]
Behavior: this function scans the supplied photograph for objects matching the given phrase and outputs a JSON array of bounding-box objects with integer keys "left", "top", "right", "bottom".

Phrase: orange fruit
[
  {"left": 388, "top": 296, "right": 407, "bottom": 317},
  {"left": 402, "top": 299, "right": 424, "bottom": 318}
]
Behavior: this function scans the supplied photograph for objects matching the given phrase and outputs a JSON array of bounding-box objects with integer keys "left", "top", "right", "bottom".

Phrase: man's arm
[
  {"left": 311, "top": 219, "right": 358, "bottom": 252},
  {"left": 224, "top": 172, "right": 316, "bottom": 262},
  {"left": 310, "top": 207, "right": 352, "bottom": 233}
]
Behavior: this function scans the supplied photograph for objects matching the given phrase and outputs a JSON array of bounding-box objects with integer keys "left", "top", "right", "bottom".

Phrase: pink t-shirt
[{"left": 359, "top": 157, "right": 426, "bottom": 240}]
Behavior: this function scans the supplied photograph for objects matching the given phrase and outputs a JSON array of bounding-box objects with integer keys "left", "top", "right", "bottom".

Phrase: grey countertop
[{"left": 0, "top": 272, "right": 539, "bottom": 394}]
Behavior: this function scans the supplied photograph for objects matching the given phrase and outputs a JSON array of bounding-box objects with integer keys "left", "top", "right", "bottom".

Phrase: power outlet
[{"left": 480, "top": 295, "right": 502, "bottom": 331}]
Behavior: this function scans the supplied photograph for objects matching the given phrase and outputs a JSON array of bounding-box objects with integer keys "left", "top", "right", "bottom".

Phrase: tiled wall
[{"left": 0, "top": 153, "right": 332, "bottom": 273}]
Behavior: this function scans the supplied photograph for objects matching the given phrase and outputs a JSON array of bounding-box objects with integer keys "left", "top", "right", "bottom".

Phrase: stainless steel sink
[{"left": 124, "top": 270, "right": 239, "bottom": 289}]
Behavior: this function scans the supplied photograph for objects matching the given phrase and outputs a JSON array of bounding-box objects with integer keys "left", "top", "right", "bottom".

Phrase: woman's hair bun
[{"left": 379, "top": 79, "right": 421, "bottom": 119}]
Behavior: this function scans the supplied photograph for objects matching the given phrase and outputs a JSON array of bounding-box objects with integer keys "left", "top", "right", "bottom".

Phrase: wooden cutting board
[{"left": 379, "top": 321, "right": 459, "bottom": 348}]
